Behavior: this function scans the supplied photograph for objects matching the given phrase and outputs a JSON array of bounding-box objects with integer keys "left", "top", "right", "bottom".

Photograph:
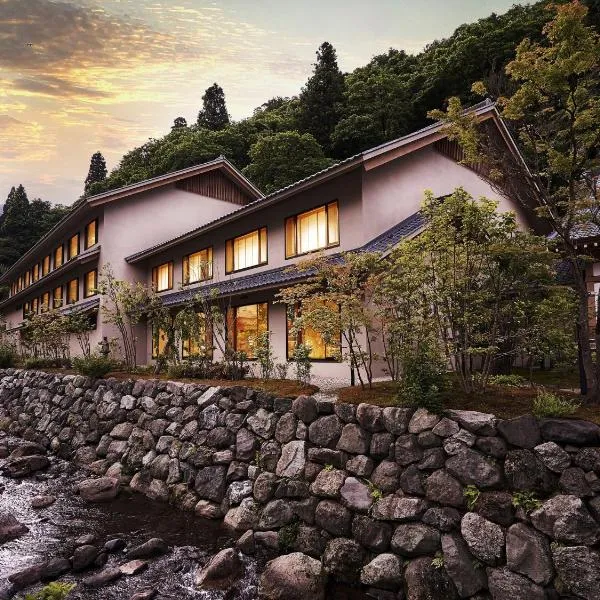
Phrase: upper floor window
[
  {"left": 53, "top": 285, "right": 63, "bottom": 309},
  {"left": 18, "top": 276, "right": 23, "bottom": 292},
  {"left": 54, "top": 245, "right": 64, "bottom": 269},
  {"left": 152, "top": 262, "right": 173, "bottom": 292},
  {"left": 42, "top": 255, "right": 50, "bottom": 277},
  {"left": 285, "top": 201, "right": 339, "bottom": 259},
  {"left": 225, "top": 227, "right": 267, "bottom": 274},
  {"left": 40, "top": 292, "right": 50, "bottom": 313},
  {"left": 67, "top": 278, "right": 79, "bottom": 304},
  {"left": 32, "top": 263, "right": 40, "bottom": 282},
  {"left": 68, "top": 234, "right": 80, "bottom": 260},
  {"left": 84, "top": 219, "right": 98, "bottom": 250},
  {"left": 31, "top": 297, "right": 39, "bottom": 314},
  {"left": 227, "top": 302, "right": 268, "bottom": 359},
  {"left": 84, "top": 269, "right": 98, "bottom": 298},
  {"left": 183, "top": 247, "right": 213, "bottom": 284},
  {"left": 25, "top": 270, "right": 31, "bottom": 287}
]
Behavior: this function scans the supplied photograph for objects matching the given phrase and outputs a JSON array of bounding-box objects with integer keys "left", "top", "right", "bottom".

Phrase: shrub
[
  {"left": 396, "top": 343, "right": 445, "bottom": 413},
  {"left": 275, "top": 362, "right": 289, "bottom": 380},
  {"left": 72, "top": 354, "right": 114, "bottom": 378},
  {"left": 24, "top": 357, "right": 71, "bottom": 370},
  {"left": 167, "top": 359, "right": 249, "bottom": 381},
  {"left": 291, "top": 344, "right": 312, "bottom": 383},
  {"left": 512, "top": 491, "right": 542, "bottom": 513},
  {"left": 24, "top": 582, "right": 76, "bottom": 600},
  {"left": 489, "top": 373, "right": 528, "bottom": 387},
  {"left": 532, "top": 389, "right": 580, "bottom": 418},
  {"left": 0, "top": 344, "right": 17, "bottom": 368},
  {"left": 254, "top": 331, "right": 275, "bottom": 379}
]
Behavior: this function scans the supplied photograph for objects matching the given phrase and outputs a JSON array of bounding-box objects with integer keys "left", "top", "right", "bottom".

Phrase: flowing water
[{"left": 0, "top": 436, "right": 367, "bottom": 600}]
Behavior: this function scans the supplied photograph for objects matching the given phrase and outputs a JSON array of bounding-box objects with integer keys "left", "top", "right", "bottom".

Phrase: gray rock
[
  {"left": 370, "top": 432, "right": 394, "bottom": 459},
  {"left": 307, "top": 447, "right": 346, "bottom": 468},
  {"left": 446, "top": 409, "right": 497, "bottom": 435},
  {"left": 3, "top": 454, "right": 49, "bottom": 477},
  {"left": 340, "top": 476, "right": 372, "bottom": 512},
  {"left": 552, "top": 545, "right": 600, "bottom": 600},
  {"left": 391, "top": 523, "right": 440, "bottom": 557},
  {"left": 372, "top": 496, "right": 429, "bottom": 522},
  {"left": 127, "top": 538, "right": 169, "bottom": 559},
  {"left": 408, "top": 408, "right": 440, "bottom": 433},
  {"left": 224, "top": 498, "right": 259, "bottom": 532},
  {"left": 475, "top": 491, "right": 514, "bottom": 527},
  {"left": 432, "top": 417, "right": 460, "bottom": 437},
  {"left": 195, "top": 500, "right": 224, "bottom": 519},
  {"left": 236, "top": 428, "right": 258, "bottom": 461},
  {"left": 417, "top": 447, "right": 446, "bottom": 470},
  {"left": 315, "top": 500, "right": 352, "bottom": 536},
  {"left": 309, "top": 415, "right": 343, "bottom": 448},
  {"left": 540, "top": 418, "right": 600, "bottom": 445},
  {"left": 78, "top": 477, "right": 119, "bottom": 502},
  {"left": 259, "top": 499, "right": 294, "bottom": 529},
  {"left": 292, "top": 396, "right": 318, "bottom": 423},
  {"left": 82, "top": 567, "right": 122, "bottom": 588},
  {"left": 31, "top": 495, "right": 56, "bottom": 509},
  {"left": 360, "top": 553, "right": 403, "bottom": 590},
  {"left": 559, "top": 466, "right": 593, "bottom": 497},
  {"left": 505, "top": 523, "right": 553, "bottom": 585},
  {"left": 336, "top": 424, "right": 370, "bottom": 454},
  {"left": 253, "top": 472, "right": 278, "bottom": 503},
  {"left": 533, "top": 441, "right": 571, "bottom": 473},
  {"left": 400, "top": 465, "right": 425, "bottom": 496},
  {"left": 194, "top": 466, "right": 227, "bottom": 502},
  {"left": 276, "top": 441, "right": 306, "bottom": 478},
  {"left": 275, "top": 413, "right": 297, "bottom": 444},
  {"left": 425, "top": 470, "right": 464, "bottom": 508},
  {"left": 370, "top": 460, "right": 401, "bottom": 493},
  {"left": 194, "top": 548, "right": 244, "bottom": 590},
  {"left": 404, "top": 556, "right": 459, "bottom": 600},
  {"left": 0, "top": 512, "right": 29, "bottom": 543},
  {"left": 442, "top": 533, "right": 488, "bottom": 598},
  {"left": 356, "top": 403, "right": 385, "bottom": 432},
  {"left": 323, "top": 537, "right": 365, "bottom": 583},
  {"left": 346, "top": 454, "right": 374, "bottom": 477},
  {"left": 110, "top": 422, "right": 133, "bottom": 440},
  {"left": 574, "top": 447, "right": 600, "bottom": 472},
  {"left": 352, "top": 515, "right": 392, "bottom": 552},
  {"left": 461, "top": 512, "right": 504, "bottom": 565},
  {"left": 486, "top": 567, "right": 544, "bottom": 600},
  {"left": 227, "top": 480, "right": 253, "bottom": 505},
  {"left": 446, "top": 449, "right": 502, "bottom": 488},
  {"left": 129, "top": 589, "right": 157, "bottom": 600},
  {"left": 72, "top": 544, "right": 99, "bottom": 570},
  {"left": 530, "top": 494, "right": 600, "bottom": 545},
  {"left": 258, "top": 552, "right": 326, "bottom": 600},
  {"left": 395, "top": 434, "right": 423, "bottom": 465},
  {"left": 247, "top": 409, "right": 276, "bottom": 439},
  {"left": 382, "top": 406, "right": 412, "bottom": 434},
  {"left": 497, "top": 415, "right": 541, "bottom": 448},
  {"left": 335, "top": 402, "right": 356, "bottom": 423},
  {"left": 475, "top": 436, "right": 507, "bottom": 459},
  {"left": 504, "top": 449, "right": 555, "bottom": 493},
  {"left": 422, "top": 507, "right": 461, "bottom": 532},
  {"left": 120, "top": 560, "right": 148, "bottom": 576}
]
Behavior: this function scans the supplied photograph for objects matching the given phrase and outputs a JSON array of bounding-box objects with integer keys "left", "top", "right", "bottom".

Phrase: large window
[
  {"left": 42, "top": 255, "right": 50, "bottom": 276},
  {"left": 152, "top": 262, "right": 173, "bottom": 292},
  {"left": 23, "top": 301, "right": 30, "bottom": 319},
  {"left": 84, "top": 219, "right": 98, "bottom": 250},
  {"left": 84, "top": 269, "right": 97, "bottom": 298},
  {"left": 227, "top": 303, "right": 268, "bottom": 359},
  {"left": 54, "top": 245, "right": 64, "bottom": 269},
  {"left": 225, "top": 228, "right": 267, "bottom": 273},
  {"left": 67, "top": 278, "right": 79, "bottom": 304},
  {"left": 18, "top": 276, "right": 23, "bottom": 292},
  {"left": 40, "top": 292, "right": 50, "bottom": 313},
  {"left": 68, "top": 233, "right": 80, "bottom": 260},
  {"left": 285, "top": 201, "right": 339, "bottom": 258},
  {"left": 53, "top": 285, "right": 63, "bottom": 309},
  {"left": 32, "top": 264, "right": 40, "bottom": 283},
  {"left": 25, "top": 270, "right": 31, "bottom": 287},
  {"left": 183, "top": 247, "right": 213, "bottom": 284},
  {"left": 31, "top": 297, "right": 39, "bottom": 314},
  {"left": 286, "top": 304, "right": 341, "bottom": 361},
  {"left": 182, "top": 313, "right": 213, "bottom": 358},
  {"left": 152, "top": 327, "right": 168, "bottom": 359}
]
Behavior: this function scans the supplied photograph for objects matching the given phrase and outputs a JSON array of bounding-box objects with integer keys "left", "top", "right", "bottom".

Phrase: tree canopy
[
  {"left": 197, "top": 83, "right": 230, "bottom": 130},
  {"left": 84, "top": 152, "right": 107, "bottom": 194}
]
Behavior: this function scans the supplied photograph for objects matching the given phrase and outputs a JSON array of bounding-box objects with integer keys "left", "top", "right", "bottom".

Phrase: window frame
[
  {"left": 84, "top": 219, "right": 98, "bottom": 250},
  {"left": 42, "top": 255, "right": 51, "bottom": 277},
  {"left": 54, "top": 244, "right": 64, "bottom": 269},
  {"left": 83, "top": 269, "right": 98, "bottom": 298},
  {"left": 31, "top": 297, "right": 39, "bottom": 314},
  {"left": 285, "top": 303, "right": 342, "bottom": 362},
  {"left": 151, "top": 261, "right": 174, "bottom": 292},
  {"left": 40, "top": 292, "right": 50, "bottom": 313},
  {"left": 151, "top": 325, "right": 168, "bottom": 359},
  {"left": 226, "top": 302, "right": 269, "bottom": 360},
  {"left": 67, "top": 233, "right": 80, "bottom": 261},
  {"left": 66, "top": 278, "right": 79, "bottom": 305},
  {"left": 182, "top": 246, "right": 214, "bottom": 285},
  {"left": 285, "top": 200, "right": 340, "bottom": 259},
  {"left": 25, "top": 270, "right": 31, "bottom": 287},
  {"left": 53, "top": 285, "right": 63, "bottom": 309},
  {"left": 225, "top": 227, "right": 268, "bottom": 274}
]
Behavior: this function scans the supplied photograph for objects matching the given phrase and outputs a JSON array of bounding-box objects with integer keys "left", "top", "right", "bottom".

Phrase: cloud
[
  {"left": 0, "top": 114, "right": 55, "bottom": 161},
  {"left": 11, "top": 75, "right": 111, "bottom": 99}
]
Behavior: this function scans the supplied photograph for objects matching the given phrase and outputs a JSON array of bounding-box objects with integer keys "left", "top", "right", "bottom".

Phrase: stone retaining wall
[{"left": 1, "top": 369, "right": 600, "bottom": 599}]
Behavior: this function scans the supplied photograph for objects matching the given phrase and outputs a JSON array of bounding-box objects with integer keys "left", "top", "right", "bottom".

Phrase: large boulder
[
  {"left": 247, "top": 409, "right": 276, "bottom": 439},
  {"left": 276, "top": 441, "right": 306, "bottom": 478},
  {"left": 504, "top": 450, "right": 555, "bottom": 493},
  {"left": 2, "top": 455, "right": 49, "bottom": 478},
  {"left": 424, "top": 470, "right": 464, "bottom": 508},
  {"left": 390, "top": 523, "right": 440, "bottom": 557},
  {"left": 352, "top": 515, "right": 392, "bottom": 552},
  {"left": 360, "top": 553, "right": 403, "bottom": 590},
  {"left": 310, "top": 468, "right": 345, "bottom": 498},
  {"left": 533, "top": 441, "right": 571, "bottom": 473},
  {"left": 486, "top": 567, "right": 545, "bottom": 600},
  {"left": 370, "top": 460, "right": 401, "bottom": 493},
  {"left": 194, "top": 548, "right": 244, "bottom": 590},
  {"left": 340, "top": 476, "right": 372, "bottom": 513},
  {"left": 505, "top": 523, "right": 553, "bottom": 586},
  {"left": 461, "top": 513, "right": 504, "bottom": 566},
  {"left": 258, "top": 552, "right": 326, "bottom": 600},
  {"left": 552, "top": 545, "right": 600, "bottom": 600},
  {"left": 127, "top": 538, "right": 169, "bottom": 559},
  {"left": 292, "top": 396, "right": 318, "bottom": 424},
  {"left": 497, "top": 415, "right": 541, "bottom": 448},
  {"left": 539, "top": 418, "right": 600, "bottom": 445},
  {"left": 372, "top": 496, "right": 429, "bottom": 522},
  {"left": 336, "top": 424, "right": 370, "bottom": 454},
  {"left": 446, "top": 409, "right": 496, "bottom": 435},
  {"left": 77, "top": 477, "right": 119, "bottom": 502},
  {"left": 0, "top": 512, "right": 28, "bottom": 544},
  {"left": 315, "top": 500, "right": 352, "bottom": 536},
  {"left": 308, "top": 415, "right": 343, "bottom": 448},
  {"left": 446, "top": 449, "right": 502, "bottom": 488},
  {"left": 441, "top": 533, "right": 488, "bottom": 598},
  {"left": 224, "top": 498, "right": 260, "bottom": 532},
  {"left": 404, "top": 556, "right": 459, "bottom": 600},
  {"left": 194, "top": 466, "right": 227, "bottom": 502},
  {"left": 322, "top": 537, "right": 365, "bottom": 583}
]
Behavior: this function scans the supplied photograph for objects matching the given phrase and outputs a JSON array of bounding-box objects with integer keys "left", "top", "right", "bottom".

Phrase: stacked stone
[{"left": 1, "top": 369, "right": 600, "bottom": 600}]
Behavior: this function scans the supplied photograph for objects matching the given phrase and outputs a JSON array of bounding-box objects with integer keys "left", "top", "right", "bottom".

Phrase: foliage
[
  {"left": 430, "top": 1, "right": 600, "bottom": 399},
  {"left": 242, "top": 132, "right": 333, "bottom": 193},
  {"left": 72, "top": 354, "right": 114, "bottom": 378},
  {"left": 367, "top": 481, "right": 383, "bottom": 501},
  {"left": 512, "top": 491, "right": 542, "bottom": 513},
  {"left": 197, "top": 83, "right": 230, "bottom": 130},
  {"left": 166, "top": 359, "right": 248, "bottom": 380},
  {"left": 298, "top": 42, "right": 345, "bottom": 153},
  {"left": 84, "top": 151, "right": 107, "bottom": 194},
  {"left": 275, "top": 362, "right": 289, "bottom": 380},
  {"left": 24, "top": 357, "right": 70, "bottom": 369},
  {"left": 64, "top": 311, "right": 95, "bottom": 358},
  {"left": 431, "top": 553, "right": 445, "bottom": 569},
  {"left": 396, "top": 342, "right": 446, "bottom": 414},
  {"left": 20, "top": 310, "right": 70, "bottom": 362},
  {"left": 532, "top": 389, "right": 580, "bottom": 417},
  {"left": 172, "top": 117, "right": 187, "bottom": 129},
  {"left": 0, "top": 343, "right": 17, "bottom": 368},
  {"left": 464, "top": 485, "right": 481, "bottom": 510},
  {"left": 277, "top": 519, "right": 300, "bottom": 553},
  {"left": 254, "top": 331, "right": 275, "bottom": 379},
  {"left": 488, "top": 373, "right": 528, "bottom": 387},
  {"left": 23, "top": 582, "right": 76, "bottom": 600},
  {"left": 290, "top": 343, "right": 312, "bottom": 384}
]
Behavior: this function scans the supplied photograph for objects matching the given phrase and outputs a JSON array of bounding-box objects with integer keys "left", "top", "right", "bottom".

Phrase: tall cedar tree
[
  {"left": 172, "top": 117, "right": 187, "bottom": 129},
  {"left": 197, "top": 83, "right": 230, "bottom": 130},
  {"left": 298, "top": 42, "right": 345, "bottom": 154},
  {"left": 84, "top": 152, "right": 107, "bottom": 194},
  {"left": 430, "top": 1, "right": 600, "bottom": 399}
]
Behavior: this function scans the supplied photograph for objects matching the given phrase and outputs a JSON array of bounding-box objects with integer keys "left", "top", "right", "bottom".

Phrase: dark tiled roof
[
  {"left": 159, "top": 212, "right": 426, "bottom": 307},
  {"left": 60, "top": 297, "right": 100, "bottom": 315},
  {"left": 571, "top": 221, "right": 600, "bottom": 241}
]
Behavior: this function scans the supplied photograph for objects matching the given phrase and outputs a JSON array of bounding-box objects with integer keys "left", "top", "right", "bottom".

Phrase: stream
[{"left": 0, "top": 435, "right": 367, "bottom": 600}]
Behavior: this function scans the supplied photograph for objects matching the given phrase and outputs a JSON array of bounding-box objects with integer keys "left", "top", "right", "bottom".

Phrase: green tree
[
  {"left": 242, "top": 132, "right": 334, "bottom": 193},
  {"left": 430, "top": 1, "right": 600, "bottom": 399},
  {"left": 197, "top": 83, "right": 230, "bottom": 130},
  {"left": 298, "top": 42, "right": 345, "bottom": 153},
  {"left": 172, "top": 116, "right": 188, "bottom": 129},
  {"left": 84, "top": 152, "right": 107, "bottom": 194}
]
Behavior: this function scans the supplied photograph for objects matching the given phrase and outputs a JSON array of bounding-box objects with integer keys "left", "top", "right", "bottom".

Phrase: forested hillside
[{"left": 2, "top": 0, "right": 598, "bottom": 275}]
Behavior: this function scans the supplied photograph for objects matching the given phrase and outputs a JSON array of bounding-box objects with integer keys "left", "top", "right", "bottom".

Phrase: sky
[{"left": 0, "top": 0, "right": 529, "bottom": 206}]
